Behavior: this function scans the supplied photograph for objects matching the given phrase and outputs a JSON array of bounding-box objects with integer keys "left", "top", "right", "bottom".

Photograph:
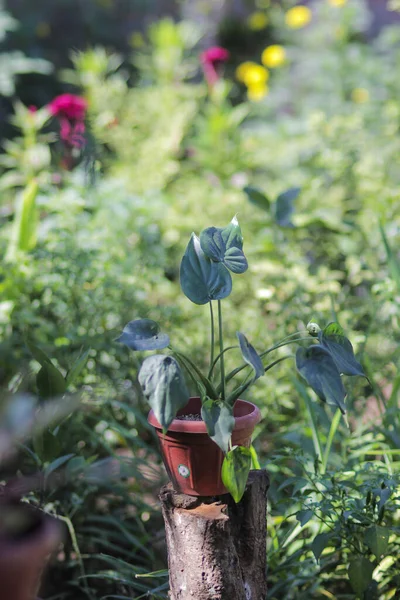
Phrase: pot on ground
[
  {"left": 148, "top": 397, "right": 261, "bottom": 496},
  {"left": 0, "top": 503, "right": 61, "bottom": 600}
]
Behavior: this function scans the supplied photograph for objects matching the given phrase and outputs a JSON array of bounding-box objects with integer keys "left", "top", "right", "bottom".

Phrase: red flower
[
  {"left": 49, "top": 94, "right": 87, "bottom": 121},
  {"left": 200, "top": 46, "right": 230, "bottom": 86},
  {"left": 49, "top": 94, "right": 88, "bottom": 149}
]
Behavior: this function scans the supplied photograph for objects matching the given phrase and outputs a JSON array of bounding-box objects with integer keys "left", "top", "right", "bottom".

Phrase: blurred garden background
[{"left": 1, "top": 0, "right": 400, "bottom": 598}]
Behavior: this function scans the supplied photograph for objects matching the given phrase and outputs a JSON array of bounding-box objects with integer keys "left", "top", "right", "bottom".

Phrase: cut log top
[{"left": 160, "top": 470, "right": 269, "bottom": 600}]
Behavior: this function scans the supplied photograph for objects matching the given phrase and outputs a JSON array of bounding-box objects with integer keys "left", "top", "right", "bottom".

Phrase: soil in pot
[
  {"left": 0, "top": 503, "right": 61, "bottom": 600},
  {"left": 148, "top": 397, "right": 261, "bottom": 497}
]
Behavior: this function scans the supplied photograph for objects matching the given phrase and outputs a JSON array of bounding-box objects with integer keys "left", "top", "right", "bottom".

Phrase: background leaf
[
  {"left": 348, "top": 557, "right": 374, "bottom": 597},
  {"left": 364, "top": 525, "right": 390, "bottom": 558},
  {"left": 243, "top": 185, "right": 270, "bottom": 212},
  {"left": 275, "top": 187, "right": 301, "bottom": 227}
]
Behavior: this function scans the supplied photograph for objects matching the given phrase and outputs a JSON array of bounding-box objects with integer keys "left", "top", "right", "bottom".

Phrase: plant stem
[
  {"left": 218, "top": 300, "right": 225, "bottom": 401},
  {"left": 292, "top": 376, "right": 323, "bottom": 463},
  {"left": 208, "top": 301, "right": 215, "bottom": 378},
  {"left": 321, "top": 408, "right": 342, "bottom": 475},
  {"left": 209, "top": 345, "right": 238, "bottom": 379}
]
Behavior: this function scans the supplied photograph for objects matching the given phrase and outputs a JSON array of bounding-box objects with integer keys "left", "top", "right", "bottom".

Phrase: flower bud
[{"left": 307, "top": 322, "right": 321, "bottom": 337}]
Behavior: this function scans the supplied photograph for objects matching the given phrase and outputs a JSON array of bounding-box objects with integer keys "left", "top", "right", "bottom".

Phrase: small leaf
[
  {"left": 200, "top": 216, "right": 248, "bottom": 274},
  {"left": 116, "top": 319, "right": 170, "bottom": 351},
  {"left": 221, "top": 445, "right": 252, "bottom": 503},
  {"left": 65, "top": 348, "right": 91, "bottom": 386},
  {"left": 296, "top": 345, "right": 346, "bottom": 414},
  {"left": 311, "top": 532, "right": 332, "bottom": 562},
  {"left": 364, "top": 526, "right": 390, "bottom": 558},
  {"left": 236, "top": 332, "right": 264, "bottom": 380},
  {"left": 243, "top": 186, "right": 270, "bottom": 212},
  {"left": 27, "top": 342, "right": 67, "bottom": 399},
  {"left": 275, "top": 187, "right": 300, "bottom": 227},
  {"left": 201, "top": 399, "right": 235, "bottom": 453},
  {"left": 296, "top": 509, "right": 314, "bottom": 527},
  {"left": 320, "top": 322, "right": 365, "bottom": 377},
  {"left": 138, "top": 355, "right": 189, "bottom": 431},
  {"left": 180, "top": 233, "right": 232, "bottom": 305},
  {"left": 44, "top": 453, "right": 75, "bottom": 479},
  {"left": 348, "top": 557, "right": 374, "bottom": 597}
]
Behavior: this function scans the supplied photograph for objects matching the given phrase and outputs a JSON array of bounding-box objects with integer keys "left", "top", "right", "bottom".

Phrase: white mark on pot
[{"left": 244, "top": 582, "right": 252, "bottom": 599}]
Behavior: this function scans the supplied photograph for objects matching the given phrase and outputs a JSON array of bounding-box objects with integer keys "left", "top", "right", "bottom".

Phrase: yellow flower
[
  {"left": 328, "top": 0, "right": 347, "bottom": 6},
  {"left": 247, "top": 83, "right": 269, "bottom": 102},
  {"left": 243, "top": 64, "right": 269, "bottom": 87},
  {"left": 351, "top": 88, "right": 369, "bottom": 103},
  {"left": 285, "top": 5, "right": 312, "bottom": 29},
  {"left": 247, "top": 11, "right": 269, "bottom": 31},
  {"left": 129, "top": 31, "right": 145, "bottom": 48},
  {"left": 236, "top": 61, "right": 259, "bottom": 82},
  {"left": 261, "top": 45, "right": 287, "bottom": 68}
]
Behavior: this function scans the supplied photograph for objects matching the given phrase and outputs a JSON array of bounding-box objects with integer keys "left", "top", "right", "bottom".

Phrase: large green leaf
[
  {"left": 116, "top": 319, "right": 170, "bottom": 351},
  {"left": 199, "top": 216, "right": 248, "bottom": 274},
  {"left": 348, "top": 557, "right": 374, "bottom": 597},
  {"left": 180, "top": 233, "right": 232, "bottom": 305},
  {"left": 275, "top": 187, "right": 300, "bottom": 227},
  {"left": 6, "top": 179, "right": 39, "bottom": 260},
  {"left": 221, "top": 445, "right": 252, "bottom": 503},
  {"left": 296, "top": 345, "right": 346, "bottom": 414},
  {"left": 243, "top": 186, "right": 270, "bottom": 212},
  {"left": 236, "top": 332, "right": 264, "bottom": 380},
  {"left": 311, "top": 532, "right": 332, "bottom": 562},
  {"left": 364, "top": 525, "right": 390, "bottom": 558},
  {"left": 138, "top": 355, "right": 189, "bottom": 431},
  {"left": 320, "top": 322, "right": 365, "bottom": 377},
  {"left": 201, "top": 399, "right": 235, "bottom": 453}
]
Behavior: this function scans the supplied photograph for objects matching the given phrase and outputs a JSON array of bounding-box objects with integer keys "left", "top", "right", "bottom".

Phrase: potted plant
[{"left": 118, "top": 217, "right": 366, "bottom": 501}]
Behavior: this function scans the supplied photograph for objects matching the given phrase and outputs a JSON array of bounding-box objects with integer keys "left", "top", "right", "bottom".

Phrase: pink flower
[
  {"left": 49, "top": 94, "right": 87, "bottom": 121},
  {"left": 48, "top": 93, "right": 87, "bottom": 149},
  {"left": 200, "top": 46, "right": 230, "bottom": 86}
]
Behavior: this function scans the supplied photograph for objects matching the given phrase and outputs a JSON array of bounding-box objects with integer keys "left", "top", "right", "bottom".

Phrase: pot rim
[{"left": 148, "top": 396, "right": 261, "bottom": 434}]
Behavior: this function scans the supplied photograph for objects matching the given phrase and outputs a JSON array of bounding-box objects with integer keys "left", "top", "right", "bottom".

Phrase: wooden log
[{"left": 159, "top": 470, "right": 269, "bottom": 600}]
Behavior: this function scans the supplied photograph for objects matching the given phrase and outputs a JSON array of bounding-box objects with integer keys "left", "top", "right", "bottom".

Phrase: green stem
[
  {"left": 208, "top": 301, "right": 215, "bottom": 379},
  {"left": 292, "top": 376, "right": 323, "bottom": 463},
  {"left": 209, "top": 345, "right": 238, "bottom": 380},
  {"left": 321, "top": 408, "right": 341, "bottom": 475},
  {"left": 218, "top": 300, "right": 225, "bottom": 401}
]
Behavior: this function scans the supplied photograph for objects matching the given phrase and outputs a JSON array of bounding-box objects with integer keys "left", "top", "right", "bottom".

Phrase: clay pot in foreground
[
  {"left": 0, "top": 504, "right": 61, "bottom": 600},
  {"left": 148, "top": 397, "right": 261, "bottom": 496}
]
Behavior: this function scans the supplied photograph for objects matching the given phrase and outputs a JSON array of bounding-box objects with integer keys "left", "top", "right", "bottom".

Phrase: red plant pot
[
  {"left": 148, "top": 397, "right": 261, "bottom": 496},
  {"left": 0, "top": 506, "right": 61, "bottom": 600}
]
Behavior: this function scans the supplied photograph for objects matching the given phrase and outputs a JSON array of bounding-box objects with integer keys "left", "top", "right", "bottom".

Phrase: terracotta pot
[
  {"left": 0, "top": 504, "right": 61, "bottom": 600},
  {"left": 148, "top": 397, "right": 261, "bottom": 496}
]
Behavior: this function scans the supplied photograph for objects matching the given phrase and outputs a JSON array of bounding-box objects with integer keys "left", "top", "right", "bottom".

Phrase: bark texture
[{"left": 160, "top": 470, "right": 269, "bottom": 600}]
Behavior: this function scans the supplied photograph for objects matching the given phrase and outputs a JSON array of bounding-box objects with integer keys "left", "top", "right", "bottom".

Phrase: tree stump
[{"left": 159, "top": 470, "right": 269, "bottom": 600}]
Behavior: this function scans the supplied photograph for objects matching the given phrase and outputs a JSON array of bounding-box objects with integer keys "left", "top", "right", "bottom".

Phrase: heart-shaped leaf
[
  {"left": 320, "top": 322, "right": 365, "bottom": 377},
  {"left": 201, "top": 398, "right": 235, "bottom": 453},
  {"left": 236, "top": 332, "right": 264, "bottom": 380},
  {"left": 348, "top": 557, "right": 374, "bottom": 597},
  {"left": 221, "top": 445, "right": 252, "bottom": 503},
  {"left": 138, "top": 355, "right": 189, "bottom": 431},
  {"left": 116, "top": 319, "right": 170, "bottom": 351},
  {"left": 243, "top": 186, "right": 270, "bottom": 212},
  {"left": 296, "top": 345, "right": 346, "bottom": 414},
  {"left": 180, "top": 233, "right": 232, "bottom": 305},
  {"left": 200, "top": 216, "right": 248, "bottom": 274},
  {"left": 275, "top": 187, "right": 301, "bottom": 227}
]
